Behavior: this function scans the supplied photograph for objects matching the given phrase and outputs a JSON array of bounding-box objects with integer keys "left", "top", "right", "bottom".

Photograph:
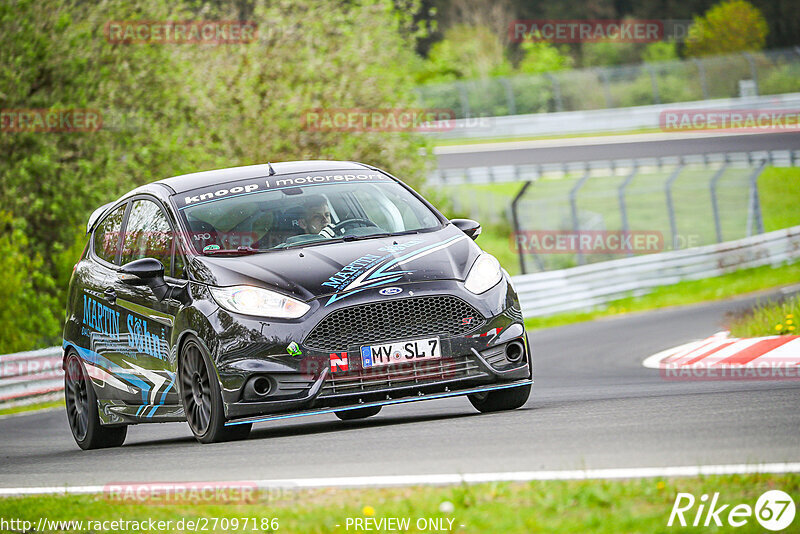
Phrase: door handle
[{"left": 103, "top": 287, "right": 117, "bottom": 304}]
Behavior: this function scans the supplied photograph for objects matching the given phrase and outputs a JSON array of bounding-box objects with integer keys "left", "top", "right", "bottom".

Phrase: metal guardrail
[
  {"left": 429, "top": 150, "right": 800, "bottom": 186},
  {"left": 512, "top": 225, "right": 800, "bottom": 318},
  {"left": 426, "top": 92, "right": 800, "bottom": 140},
  {"left": 0, "top": 347, "right": 63, "bottom": 407}
]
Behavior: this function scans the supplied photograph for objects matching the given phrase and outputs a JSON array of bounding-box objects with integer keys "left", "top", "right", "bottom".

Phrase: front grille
[
  {"left": 319, "top": 355, "right": 486, "bottom": 397},
  {"left": 304, "top": 296, "right": 485, "bottom": 352}
]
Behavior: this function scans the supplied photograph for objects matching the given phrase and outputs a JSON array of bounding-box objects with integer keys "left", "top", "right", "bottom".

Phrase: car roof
[{"left": 155, "top": 160, "right": 376, "bottom": 194}]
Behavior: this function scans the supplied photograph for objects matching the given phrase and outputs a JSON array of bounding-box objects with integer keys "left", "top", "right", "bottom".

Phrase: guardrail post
[
  {"left": 664, "top": 160, "right": 685, "bottom": 250},
  {"left": 709, "top": 158, "right": 729, "bottom": 243},
  {"left": 618, "top": 164, "right": 638, "bottom": 256},
  {"left": 570, "top": 166, "right": 592, "bottom": 265},
  {"left": 498, "top": 77, "right": 516, "bottom": 116},
  {"left": 511, "top": 179, "right": 534, "bottom": 274},
  {"left": 746, "top": 160, "right": 767, "bottom": 236}
]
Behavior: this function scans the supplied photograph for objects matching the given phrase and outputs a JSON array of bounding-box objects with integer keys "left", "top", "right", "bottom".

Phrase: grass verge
[
  {"left": 0, "top": 399, "right": 64, "bottom": 417},
  {"left": 728, "top": 295, "right": 800, "bottom": 338},
  {"left": 525, "top": 261, "right": 800, "bottom": 331},
  {"left": 0, "top": 474, "right": 796, "bottom": 533}
]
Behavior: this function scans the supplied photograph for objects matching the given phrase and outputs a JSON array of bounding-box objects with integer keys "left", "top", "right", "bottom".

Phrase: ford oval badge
[{"left": 379, "top": 287, "right": 403, "bottom": 296}]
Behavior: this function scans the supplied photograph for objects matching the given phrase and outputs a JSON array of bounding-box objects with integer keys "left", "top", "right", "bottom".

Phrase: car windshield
[{"left": 174, "top": 171, "right": 442, "bottom": 254}]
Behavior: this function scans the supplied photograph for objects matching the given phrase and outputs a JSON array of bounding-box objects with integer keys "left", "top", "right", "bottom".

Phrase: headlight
[
  {"left": 464, "top": 253, "right": 503, "bottom": 294},
  {"left": 210, "top": 286, "right": 310, "bottom": 319}
]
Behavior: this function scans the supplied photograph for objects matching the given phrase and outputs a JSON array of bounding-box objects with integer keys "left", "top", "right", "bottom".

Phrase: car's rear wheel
[
  {"left": 65, "top": 352, "right": 127, "bottom": 450},
  {"left": 468, "top": 384, "right": 531, "bottom": 413},
  {"left": 334, "top": 406, "right": 382, "bottom": 421},
  {"left": 179, "top": 339, "right": 251, "bottom": 443}
]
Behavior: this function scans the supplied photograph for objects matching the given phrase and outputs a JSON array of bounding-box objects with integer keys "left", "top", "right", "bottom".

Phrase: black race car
[{"left": 62, "top": 161, "right": 532, "bottom": 449}]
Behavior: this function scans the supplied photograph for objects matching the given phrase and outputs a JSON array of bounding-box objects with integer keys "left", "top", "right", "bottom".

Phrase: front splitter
[{"left": 225, "top": 379, "right": 533, "bottom": 426}]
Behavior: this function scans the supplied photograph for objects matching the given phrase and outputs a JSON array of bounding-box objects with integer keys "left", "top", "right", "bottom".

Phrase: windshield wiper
[
  {"left": 202, "top": 246, "right": 265, "bottom": 256},
  {"left": 341, "top": 230, "right": 420, "bottom": 242}
]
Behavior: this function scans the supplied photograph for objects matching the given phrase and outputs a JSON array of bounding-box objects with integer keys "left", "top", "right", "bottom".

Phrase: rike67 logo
[{"left": 668, "top": 490, "right": 796, "bottom": 531}]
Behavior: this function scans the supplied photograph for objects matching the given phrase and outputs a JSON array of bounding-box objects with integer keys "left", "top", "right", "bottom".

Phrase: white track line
[{"left": 2, "top": 463, "right": 800, "bottom": 496}]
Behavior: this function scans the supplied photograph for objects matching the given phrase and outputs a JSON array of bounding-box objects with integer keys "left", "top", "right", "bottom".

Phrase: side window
[
  {"left": 93, "top": 204, "right": 126, "bottom": 264},
  {"left": 120, "top": 199, "right": 173, "bottom": 275}
]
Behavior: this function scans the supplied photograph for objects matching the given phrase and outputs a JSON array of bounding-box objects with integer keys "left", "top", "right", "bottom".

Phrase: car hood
[{"left": 190, "top": 226, "right": 481, "bottom": 304}]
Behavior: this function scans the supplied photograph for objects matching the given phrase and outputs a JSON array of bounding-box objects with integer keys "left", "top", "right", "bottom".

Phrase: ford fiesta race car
[{"left": 62, "top": 161, "right": 532, "bottom": 449}]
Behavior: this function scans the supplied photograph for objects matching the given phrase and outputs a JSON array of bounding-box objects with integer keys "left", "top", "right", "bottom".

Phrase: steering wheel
[{"left": 332, "top": 218, "right": 379, "bottom": 235}]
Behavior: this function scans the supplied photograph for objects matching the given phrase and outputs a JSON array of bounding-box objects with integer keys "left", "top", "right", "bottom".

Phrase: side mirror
[
  {"left": 120, "top": 258, "right": 169, "bottom": 300},
  {"left": 450, "top": 219, "right": 482, "bottom": 240}
]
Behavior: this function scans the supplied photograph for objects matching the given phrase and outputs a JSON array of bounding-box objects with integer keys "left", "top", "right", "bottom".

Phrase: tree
[
  {"left": 0, "top": 0, "right": 432, "bottom": 351},
  {"left": 686, "top": 0, "right": 768, "bottom": 57}
]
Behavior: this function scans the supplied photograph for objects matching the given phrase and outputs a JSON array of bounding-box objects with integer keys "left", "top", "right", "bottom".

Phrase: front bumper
[{"left": 210, "top": 278, "right": 532, "bottom": 420}]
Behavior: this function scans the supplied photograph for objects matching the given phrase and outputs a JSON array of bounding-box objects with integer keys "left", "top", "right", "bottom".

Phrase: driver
[{"left": 298, "top": 195, "right": 336, "bottom": 237}]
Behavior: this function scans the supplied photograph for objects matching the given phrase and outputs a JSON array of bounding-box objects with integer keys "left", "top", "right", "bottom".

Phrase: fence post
[
  {"left": 664, "top": 159, "right": 685, "bottom": 249},
  {"left": 511, "top": 179, "right": 533, "bottom": 275},
  {"left": 742, "top": 52, "right": 760, "bottom": 96},
  {"left": 746, "top": 160, "right": 767, "bottom": 236},
  {"left": 618, "top": 164, "right": 638, "bottom": 256},
  {"left": 457, "top": 82, "right": 471, "bottom": 118},
  {"left": 709, "top": 158, "right": 729, "bottom": 243},
  {"left": 498, "top": 77, "right": 516, "bottom": 116},
  {"left": 645, "top": 64, "right": 661, "bottom": 104},
  {"left": 546, "top": 73, "right": 564, "bottom": 112},
  {"left": 598, "top": 69, "right": 613, "bottom": 108},
  {"left": 692, "top": 58, "right": 710, "bottom": 100},
  {"left": 570, "top": 166, "right": 592, "bottom": 265}
]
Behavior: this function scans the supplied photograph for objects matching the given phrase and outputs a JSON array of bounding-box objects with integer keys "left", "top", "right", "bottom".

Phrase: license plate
[{"left": 360, "top": 337, "right": 441, "bottom": 369}]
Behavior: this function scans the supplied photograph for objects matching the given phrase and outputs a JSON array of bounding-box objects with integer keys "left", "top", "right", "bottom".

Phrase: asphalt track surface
[
  {"left": 435, "top": 131, "right": 800, "bottom": 169},
  {"left": 1, "top": 289, "right": 798, "bottom": 489}
]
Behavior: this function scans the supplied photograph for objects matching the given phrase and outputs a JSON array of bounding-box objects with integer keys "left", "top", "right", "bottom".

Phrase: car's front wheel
[
  {"left": 335, "top": 406, "right": 382, "bottom": 421},
  {"left": 179, "top": 339, "right": 251, "bottom": 443},
  {"left": 468, "top": 384, "right": 531, "bottom": 413},
  {"left": 65, "top": 352, "right": 127, "bottom": 450}
]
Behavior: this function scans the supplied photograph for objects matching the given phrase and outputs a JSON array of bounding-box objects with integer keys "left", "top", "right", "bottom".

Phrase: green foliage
[
  {"left": 0, "top": 212, "right": 61, "bottom": 353},
  {"left": 728, "top": 295, "right": 799, "bottom": 337},
  {"left": 642, "top": 41, "right": 679, "bottom": 63},
  {"left": 517, "top": 39, "right": 573, "bottom": 75},
  {"left": 686, "top": 0, "right": 768, "bottom": 57},
  {"left": 580, "top": 41, "right": 640, "bottom": 68},
  {"left": 0, "top": 0, "right": 432, "bottom": 351},
  {"left": 759, "top": 61, "right": 800, "bottom": 95},
  {"left": 416, "top": 24, "right": 512, "bottom": 83}
]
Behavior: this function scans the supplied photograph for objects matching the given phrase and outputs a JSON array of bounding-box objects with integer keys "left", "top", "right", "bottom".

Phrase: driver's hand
[{"left": 318, "top": 223, "right": 336, "bottom": 238}]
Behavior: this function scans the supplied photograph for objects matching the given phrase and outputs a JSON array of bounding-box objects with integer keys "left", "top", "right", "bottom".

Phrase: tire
[
  {"left": 179, "top": 339, "right": 251, "bottom": 443},
  {"left": 64, "top": 352, "right": 127, "bottom": 450},
  {"left": 335, "top": 406, "right": 382, "bottom": 421},
  {"left": 468, "top": 384, "right": 531, "bottom": 413}
]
